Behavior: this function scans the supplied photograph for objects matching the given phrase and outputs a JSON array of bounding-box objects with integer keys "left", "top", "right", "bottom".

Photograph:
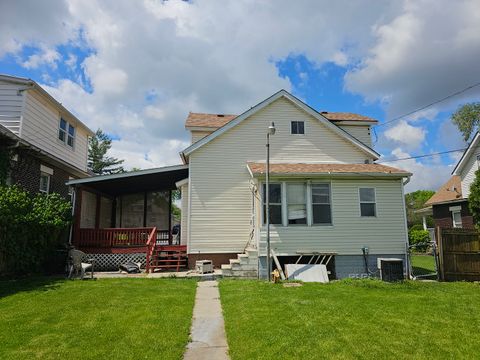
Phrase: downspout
[{"left": 401, "top": 176, "right": 411, "bottom": 278}]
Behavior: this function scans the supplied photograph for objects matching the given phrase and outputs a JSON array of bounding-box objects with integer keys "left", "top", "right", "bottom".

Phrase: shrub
[
  {"left": 0, "top": 185, "right": 72, "bottom": 275},
  {"left": 408, "top": 228, "right": 431, "bottom": 252}
]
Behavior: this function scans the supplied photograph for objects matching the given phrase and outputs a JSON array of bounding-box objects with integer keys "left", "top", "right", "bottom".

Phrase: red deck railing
[{"left": 76, "top": 227, "right": 171, "bottom": 248}]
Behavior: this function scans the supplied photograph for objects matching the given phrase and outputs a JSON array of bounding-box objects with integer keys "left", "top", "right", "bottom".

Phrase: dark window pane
[
  {"left": 67, "top": 136, "right": 74, "bottom": 147},
  {"left": 263, "top": 183, "right": 281, "bottom": 204},
  {"left": 360, "top": 203, "right": 376, "bottom": 217},
  {"left": 312, "top": 184, "right": 330, "bottom": 203},
  {"left": 313, "top": 204, "right": 331, "bottom": 224},
  {"left": 60, "top": 118, "right": 67, "bottom": 130},
  {"left": 298, "top": 121, "right": 304, "bottom": 134},
  {"left": 263, "top": 204, "right": 282, "bottom": 224},
  {"left": 289, "top": 216, "right": 306, "bottom": 225},
  {"left": 68, "top": 124, "right": 75, "bottom": 136},
  {"left": 59, "top": 130, "right": 65, "bottom": 141},
  {"left": 291, "top": 121, "right": 297, "bottom": 134},
  {"left": 360, "top": 188, "right": 375, "bottom": 202}
]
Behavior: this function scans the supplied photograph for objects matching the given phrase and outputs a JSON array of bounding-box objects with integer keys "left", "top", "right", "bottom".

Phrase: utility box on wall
[{"left": 377, "top": 258, "right": 404, "bottom": 282}]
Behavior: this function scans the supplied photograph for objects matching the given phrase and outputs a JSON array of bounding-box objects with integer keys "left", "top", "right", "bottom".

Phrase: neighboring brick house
[
  {"left": 422, "top": 175, "right": 474, "bottom": 229},
  {"left": 420, "top": 132, "right": 480, "bottom": 229},
  {"left": 0, "top": 74, "right": 93, "bottom": 198}
]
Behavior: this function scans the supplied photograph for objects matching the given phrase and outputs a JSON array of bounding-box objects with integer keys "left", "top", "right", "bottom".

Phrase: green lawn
[
  {"left": 0, "top": 277, "right": 197, "bottom": 360},
  {"left": 220, "top": 279, "right": 480, "bottom": 360},
  {"left": 411, "top": 254, "right": 436, "bottom": 274}
]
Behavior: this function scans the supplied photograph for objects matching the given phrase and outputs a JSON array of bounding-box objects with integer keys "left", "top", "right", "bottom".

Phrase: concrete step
[
  {"left": 231, "top": 263, "right": 257, "bottom": 271},
  {"left": 246, "top": 249, "right": 258, "bottom": 257},
  {"left": 228, "top": 269, "right": 257, "bottom": 278},
  {"left": 221, "top": 264, "right": 232, "bottom": 270},
  {"left": 229, "top": 259, "right": 240, "bottom": 265}
]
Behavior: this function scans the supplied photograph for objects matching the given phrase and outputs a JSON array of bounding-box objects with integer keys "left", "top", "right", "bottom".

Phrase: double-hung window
[
  {"left": 452, "top": 210, "right": 462, "bottom": 228},
  {"left": 59, "top": 118, "right": 75, "bottom": 148},
  {"left": 39, "top": 173, "right": 50, "bottom": 194},
  {"left": 291, "top": 121, "right": 305, "bottom": 134},
  {"left": 359, "top": 188, "right": 376, "bottom": 217},
  {"left": 312, "top": 183, "right": 332, "bottom": 224},
  {"left": 287, "top": 183, "right": 307, "bottom": 224},
  {"left": 67, "top": 124, "right": 75, "bottom": 147},
  {"left": 262, "top": 183, "right": 282, "bottom": 225},
  {"left": 58, "top": 118, "right": 67, "bottom": 142}
]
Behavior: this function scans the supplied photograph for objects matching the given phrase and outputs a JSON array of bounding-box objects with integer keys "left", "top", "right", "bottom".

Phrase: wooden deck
[{"left": 73, "top": 227, "right": 187, "bottom": 272}]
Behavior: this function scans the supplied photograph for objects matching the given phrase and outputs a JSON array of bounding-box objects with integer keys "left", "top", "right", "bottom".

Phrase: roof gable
[
  {"left": 452, "top": 132, "right": 479, "bottom": 175},
  {"left": 425, "top": 175, "right": 463, "bottom": 205},
  {"left": 181, "top": 90, "right": 380, "bottom": 160}
]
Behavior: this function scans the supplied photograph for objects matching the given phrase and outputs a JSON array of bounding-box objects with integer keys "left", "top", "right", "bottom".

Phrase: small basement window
[
  {"left": 359, "top": 187, "right": 376, "bottom": 217},
  {"left": 291, "top": 121, "right": 305, "bottom": 135}
]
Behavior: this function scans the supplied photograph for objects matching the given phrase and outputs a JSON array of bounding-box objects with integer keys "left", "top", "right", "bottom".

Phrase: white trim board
[{"left": 180, "top": 89, "right": 380, "bottom": 161}]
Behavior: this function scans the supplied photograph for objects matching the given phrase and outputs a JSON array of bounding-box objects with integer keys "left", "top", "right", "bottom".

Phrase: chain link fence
[{"left": 408, "top": 241, "right": 440, "bottom": 280}]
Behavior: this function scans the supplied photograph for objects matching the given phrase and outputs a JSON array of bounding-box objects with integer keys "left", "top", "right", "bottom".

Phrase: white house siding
[
  {"left": 189, "top": 97, "right": 377, "bottom": 255},
  {"left": 257, "top": 178, "right": 407, "bottom": 256},
  {"left": 180, "top": 182, "right": 189, "bottom": 245},
  {"left": 0, "top": 81, "right": 24, "bottom": 135},
  {"left": 338, "top": 125, "right": 372, "bottom": 147},
  {"left": 460, "top": 150, "right": 480, "bottom": 197},
  {"left": 191, "top": 130, "right": 213, "bottom": 144},
  {"left": 20, "top": 90, "right": 89, "bottom": 172}
]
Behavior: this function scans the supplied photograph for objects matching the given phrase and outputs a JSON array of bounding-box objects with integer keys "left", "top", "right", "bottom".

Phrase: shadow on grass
[{"left": 0, "top": 276, "right": 65, "bottom": 299}]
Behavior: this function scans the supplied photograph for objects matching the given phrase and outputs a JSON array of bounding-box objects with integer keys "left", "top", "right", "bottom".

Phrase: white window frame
[
  {"left": 39, "top": 172, "right": 51, "bottom": 194},
  {"left": 286, "top": 182, "right": 308, "bottom": 226},
  {"left": 311, "top": 182, "right": 333, "bottom": 225},
  {"left": 452, "top": 209, "right": 462, "bottom": 228},
  {"left": 67, "top": 123, "right": 75, "bottom": 148},
  {"left": 58, "top": 117, "right": 76, "bottom": 149},
  {"left": 359, "top": 187, "right": 376, "bottom": 217},
  {"left": 290, "top": 120, "right": 305, "bottom": 135},
  {"left": 58, "top": 118, "right": 67, "bottom": 143},
  {"left": 261, "top": 182, "right": 283, "bottom": 226}
]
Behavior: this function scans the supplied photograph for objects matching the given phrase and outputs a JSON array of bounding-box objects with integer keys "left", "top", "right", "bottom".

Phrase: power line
[
  {"left": 375, "top": 81, "right": 480, "bottom": 128},
  {"left": 377, "top": 148, "right": 467, "bottom": 163}
]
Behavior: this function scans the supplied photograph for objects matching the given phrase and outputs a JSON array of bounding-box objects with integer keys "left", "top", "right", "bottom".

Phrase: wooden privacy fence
[{"left": 437, "top": 227, "right": 480, "bottom": 281}]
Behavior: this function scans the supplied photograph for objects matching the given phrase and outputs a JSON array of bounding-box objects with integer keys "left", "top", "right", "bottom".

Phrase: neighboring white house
[
  {"left": 179, "top": 90, "right": 411, "bottom": 278},
  {"left": 0, "top": 74, "right": 93, "bottom": 197}
]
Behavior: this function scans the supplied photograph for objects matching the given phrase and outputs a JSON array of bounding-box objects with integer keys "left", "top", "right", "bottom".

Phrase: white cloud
[
  {"left": 22, "top": 47, "right": 61, "bottom": 69},
  {"left": 384, "top": 120, "right": 426, "bottom": 150},
  {"left": 383, "top": 148, "right": 453, "bottom": 192},
  {"left": 1, "top": 0, "right": 479, "bottom": 191},
  {"left": 345, "top": 0, "right": 480, "bottom": 119}
]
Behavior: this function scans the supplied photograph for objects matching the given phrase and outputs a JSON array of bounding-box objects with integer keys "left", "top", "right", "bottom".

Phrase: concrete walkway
[{"left": 184, "top": 280, "right": 230, "bottom": 360}]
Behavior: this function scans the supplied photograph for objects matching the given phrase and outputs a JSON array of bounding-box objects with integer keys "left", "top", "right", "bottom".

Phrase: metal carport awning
[{"left": 66, "top": 164, "right": 189, "bottom": 196}]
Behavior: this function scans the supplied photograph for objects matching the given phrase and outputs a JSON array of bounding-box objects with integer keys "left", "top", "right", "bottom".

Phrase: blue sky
[{"left": 1, "top": 0, "right": 479, "bottom": 192}]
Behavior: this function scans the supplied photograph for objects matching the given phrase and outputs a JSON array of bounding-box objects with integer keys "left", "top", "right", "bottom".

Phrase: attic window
[{"left": 291, "top": 121, "right": 305, "bottom": 135}]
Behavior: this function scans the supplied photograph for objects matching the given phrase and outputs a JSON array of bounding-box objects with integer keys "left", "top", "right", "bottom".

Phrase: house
[
  {"left": 68, "top": 90, "right": 411, "bottom": 279},
  {"left": 0, "top": 74, "right": 93, "bottom": 198},
  {"left": 420, "top": 133, "right": 480, "bottom": 229}
]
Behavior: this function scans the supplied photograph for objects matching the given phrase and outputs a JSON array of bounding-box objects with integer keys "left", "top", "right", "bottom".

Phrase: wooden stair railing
[
  {"left": 149, "top": 245, "right": 188, "bottom": 273},
  {"left": 145, "top": 227, "right": 157, "bottom": 273}
]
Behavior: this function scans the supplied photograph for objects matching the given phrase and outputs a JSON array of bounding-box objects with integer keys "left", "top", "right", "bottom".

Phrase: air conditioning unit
[
  {"left": 377, "top": 258, "right": 404, "bottom": 282},
  {"left": 195, "top": 260, "right": 213, "bottom": 274}
]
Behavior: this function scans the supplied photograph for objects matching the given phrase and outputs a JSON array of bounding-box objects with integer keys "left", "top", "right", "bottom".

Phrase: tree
[
  {"left": 405, "top": 190, "right": 436, "bottom": 228},
  {"left": 451, "top": 102, "right": 480, "bottom": 142},
  {"left": 88, "top": 129, "right": 124, "bottom": 175},
  {"left": 468, "top": 169, "right": 480, "bottom": 228}
]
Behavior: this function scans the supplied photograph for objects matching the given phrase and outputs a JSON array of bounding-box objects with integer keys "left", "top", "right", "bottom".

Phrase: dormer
[
  {"left": 319, "top": 111, "right": 378, "bottom": 147},
  {"left": 185, "top": 112, "right": 237, "bottom": 144}
]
